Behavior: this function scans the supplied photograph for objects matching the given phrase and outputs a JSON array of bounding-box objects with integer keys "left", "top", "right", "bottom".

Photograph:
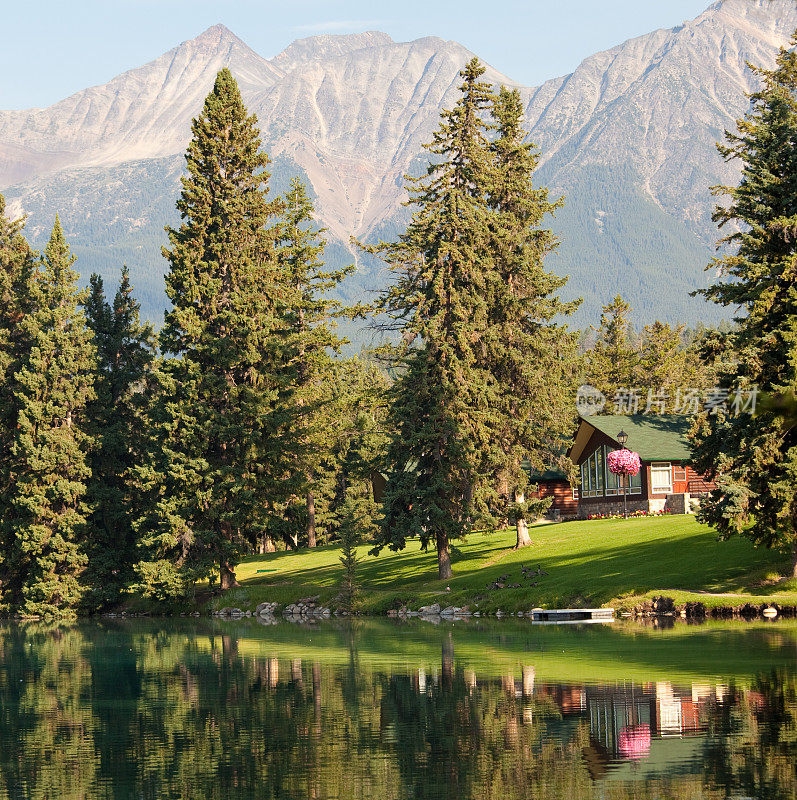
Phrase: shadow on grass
[{"left": 233, "top": 520, "right": 789, "bottom": 609}]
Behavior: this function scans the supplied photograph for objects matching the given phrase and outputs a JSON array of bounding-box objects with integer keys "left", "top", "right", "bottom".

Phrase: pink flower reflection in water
[{"left": 618, "top": 725, "right": 651, "bottom": 760}]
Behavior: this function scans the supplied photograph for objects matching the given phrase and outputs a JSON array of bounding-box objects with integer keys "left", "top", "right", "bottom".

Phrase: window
[
  {"left": 580, "top": 448, "right": 604, "bottom": 497},
  {"left": 651, "top": 462, "right": 673, "bottom": 494},
  {"left": 580, "top": 445, "right": 642, "bottom": 498},
  {"left": 603, "top": 445, "right": 642, "bottom": 496}
]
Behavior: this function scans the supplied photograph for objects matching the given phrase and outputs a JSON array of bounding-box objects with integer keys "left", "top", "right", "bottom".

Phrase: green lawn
[{"left": 200, "top": 515, "right": 797, "bottom": 614}]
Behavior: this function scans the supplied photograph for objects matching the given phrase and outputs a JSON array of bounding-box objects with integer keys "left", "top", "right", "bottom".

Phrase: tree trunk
[
  {"left": 792, "top": 537, "right": 797, "bottom": 579},
  {"left": 307, "top": 491, "right": 316, "bottom": 548},
  {"left": 515, "top": 490, "right": 532, "bottom": 548},
  {"left": 260, "top": 534, "right": 276, "bottom": 554},
  {"left": 220, "top": 561, "right": 239, "bottom": 590},
  {"left": 437, "top": 531, "right": 452, "bottom": 580}
]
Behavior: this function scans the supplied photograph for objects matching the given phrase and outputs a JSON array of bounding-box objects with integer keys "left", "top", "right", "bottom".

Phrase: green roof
[
  {"left": 583, "top": 415, "right": 692, "bottom": 462},
  {"left": 520, "top": 460, "right": 569, "bottom": 482}
]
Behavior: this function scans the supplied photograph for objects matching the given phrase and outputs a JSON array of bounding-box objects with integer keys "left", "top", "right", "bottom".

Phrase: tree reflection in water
[{"left": 0, "top": 620, "right": 794, "bottom": 800}]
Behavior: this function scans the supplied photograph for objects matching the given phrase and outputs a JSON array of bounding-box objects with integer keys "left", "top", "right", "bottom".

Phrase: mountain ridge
[{"left": 1, "top": 0, "right": 795, "bottom": 333}]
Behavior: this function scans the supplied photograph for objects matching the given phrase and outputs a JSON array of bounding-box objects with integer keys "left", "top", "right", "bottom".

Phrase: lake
[{"left": 0, "top": 618, "right": 795, "bottom": 799}]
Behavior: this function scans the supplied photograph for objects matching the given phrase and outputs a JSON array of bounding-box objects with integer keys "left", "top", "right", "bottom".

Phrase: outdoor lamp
[{"left": 617, "top": 429, "right": 628, "bottom": 448}]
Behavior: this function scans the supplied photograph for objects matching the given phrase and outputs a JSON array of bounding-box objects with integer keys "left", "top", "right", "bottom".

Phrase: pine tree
[
  {"left": 332, "top": 360, "right": 387, "bottom": 543},
  {"left": 483, "top": 86, "right": 580, "bottom": 547},
  {"left": 690, "top": 35, "right": 797, "bottom": 576},
  {"left": 586, "top": 295, "right": 639, "bottom": 401},
  {"left": 337, "top": 521, "right": 360, "bottom": 612},
  {"left": 134, "top": 68, "right": 296, "bottom": 596},
  {"left": 276, "top": 356, "right": 387, "bottom": 552},
  {"left": 2, "top": 217, "right": 95, "bottom": 615},
  {"left": 637, "top": 321, "right": 688, "bottom": 395},
  {"left": 83, "top": 268, "right": 155, "bottom": 606},
  {"left": 0, "top": 194, "right": 36, "bottom": 605},
  {"left": 277, "top": 178, "right": 350, "bottom": 548},
  {"left": 371, "top": 59, "right": 497, "bottom": 579}
]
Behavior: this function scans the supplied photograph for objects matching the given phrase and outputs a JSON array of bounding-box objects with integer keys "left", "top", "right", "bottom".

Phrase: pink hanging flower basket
[{"left": 607, "top": 448, "right": 641, "bottom": 476}]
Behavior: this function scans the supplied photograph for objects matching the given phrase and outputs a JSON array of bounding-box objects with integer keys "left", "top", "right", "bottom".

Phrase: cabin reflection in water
[{"left": 404, "top": 659, "right": 729, "bottom": 779}]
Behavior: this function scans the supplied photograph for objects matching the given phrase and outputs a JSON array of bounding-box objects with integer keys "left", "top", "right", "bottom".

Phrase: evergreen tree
[
  {"left": 277, "top": 178, "right": 350, "bottom": 548},
  {"left": 483, "top": 86, "right": 580, "bottom": 546},
  {"left": 332, "top": 361, "right": 387, "bottom": 544},
  {"left": 586, "top": 294, "right": 638, "bottom": 398},
  {"left": 83, "top": 268, "right": 155, "bottom": 606},
  {"left": 337, "top": 520, "right": 360, "bottom": 612},
  {"left": 0, "top": 195, "right": 36, "bottom": 605},
  {"left": 370, "top": 59, "right": 497, "bottom": 579},
  {"left": 2, "top": 217, "right": 95, "bottom": 615},
  {"left": 134, "top": 69, "right": 296, "bottom": 596},
  {"left": 690, "top": 35, "right": 797, "bottom": 576},
  {"left": 637, "top": 321, "right": 688, "bottom": 392},
  {"left": 291, "top": 356, "right": 387, "bottom": 551}
]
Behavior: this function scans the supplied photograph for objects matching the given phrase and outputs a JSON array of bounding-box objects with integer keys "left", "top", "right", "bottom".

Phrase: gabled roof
[{"left": 569, "top": 415, "right": 692, "bottom": 463}]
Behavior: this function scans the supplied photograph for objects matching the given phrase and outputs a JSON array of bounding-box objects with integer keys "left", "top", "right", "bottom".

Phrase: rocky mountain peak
[
  {"left": 2, "top": 1, "right": 796, "bottom": 330},
  {"left": 272, "top": 30, "right": 396, "bottom": 71}
]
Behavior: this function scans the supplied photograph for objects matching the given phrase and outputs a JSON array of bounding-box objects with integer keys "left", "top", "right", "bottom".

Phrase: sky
[{"left": 2, "top": 0, "right": 715, "bottom": 109}]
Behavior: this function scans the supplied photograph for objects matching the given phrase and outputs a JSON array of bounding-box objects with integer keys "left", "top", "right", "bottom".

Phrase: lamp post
[{"left": 617, "top": 429, "right": 629, "bottom": 519}]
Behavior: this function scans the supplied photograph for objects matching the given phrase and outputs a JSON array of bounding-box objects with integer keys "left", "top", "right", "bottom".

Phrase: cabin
[
  {"left": 567, "top": 415, "right": 716, "bottom": 518},
  {"left": 526, "top": 468, "right": 579, "bottom": 520}
]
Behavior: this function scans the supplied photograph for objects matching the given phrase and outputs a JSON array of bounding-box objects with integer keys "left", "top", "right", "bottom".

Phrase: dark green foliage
[
  {"left": 1, "top": 217, "right": 96, "bottom": 615},
  {"left": 690, "top": 35, "right": 797, "bottom": 575},
  {"left": 337, "top": 522, "right": 360, "bottom": 611},
  {"left": 276, "top": 357, "right": 388, "bottom": 551},
  {"left": 0, "top": 195, "right": 36, "bottom": 607},
  {"left": 586, "top": 294, "right": 638, "bottom": 395},
  {"left": 332, "top": 360, "right": 387, "bottom": 545},
  {"left": 82, "top": 267, "right": 155, "bottom": 607},
  {"left": 482, "top": 86, "right": 580, "bottom": 544},
  {"left": 372, "top": 59, "right": 498, "bottom": 579},
  {"left": 583, "top": 295, "right": 716, "bottom": 412},
  {"left": 134, "top": 68, "right": 298, "bottom": 596},
  {"left": 372, "top": 64, "right": 581, "bottom": 570},
  {"left": 276, "top": 178, "right": 351, "bottom": 548}
]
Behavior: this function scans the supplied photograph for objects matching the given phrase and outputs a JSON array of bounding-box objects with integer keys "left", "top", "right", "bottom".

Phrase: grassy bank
[{"left": 185, "top": 515, "right": 797, "bottom": 615}]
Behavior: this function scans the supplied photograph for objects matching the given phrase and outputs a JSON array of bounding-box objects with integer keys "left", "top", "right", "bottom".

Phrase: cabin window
[
  {"left": 651, "top": 462, "right": 673, "bottom": 494},
  {"left": 580, "top": 445, "right": 642, "bottom": 498},
  {"left": 603, "top": 445, "right": 641, "bottom": 496},
  {"left": 580, "top": 449, "right": 604, "bottom": 497}
]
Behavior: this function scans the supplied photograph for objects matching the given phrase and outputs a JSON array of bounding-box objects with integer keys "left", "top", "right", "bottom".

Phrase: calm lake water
[{"left": 0, "top": 618, "right": 795, "bottom": 800}]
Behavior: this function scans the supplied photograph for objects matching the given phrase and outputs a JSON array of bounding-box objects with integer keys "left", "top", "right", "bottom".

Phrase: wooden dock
[{"left": 530, "top": 608, "right": 615, "bottom": 623}]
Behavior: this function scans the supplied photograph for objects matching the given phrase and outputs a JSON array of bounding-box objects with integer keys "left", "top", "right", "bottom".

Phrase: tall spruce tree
[
  {"left": 483, "top": 86, "right": 580, "bottom": 547},
  {"left": 83, "top": 268, "right": 155, "bottom": 606},
  {"left": 277, "top": 177, "right": 350, "bottom": 548},
  {"left": 371, "top": 59, "right": 497, "bottom": 579},
  {"left": 2, "top": 217, "right": 95, "bottom": 615},
  {"left": 691, "top": 35, "right": 797, "bottom": 576},
  {"left": 134, "top": 68, "right": 295, "bottom": 596},
  {"left": 586, "top": 295, "right": 639, "bottom": 399},
  {"left": 0, "top": 195, "right": 36, "bottom": 606}
]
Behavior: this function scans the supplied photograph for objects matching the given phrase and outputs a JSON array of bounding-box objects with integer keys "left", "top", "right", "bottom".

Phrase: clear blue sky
[{"left": 2, "top": 0, "right": 713, "bottom": 109}]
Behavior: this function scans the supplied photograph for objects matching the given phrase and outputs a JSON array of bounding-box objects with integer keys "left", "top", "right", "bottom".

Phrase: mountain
[{"left": 1, "top": 0, "right": 796, "bottom": 336}]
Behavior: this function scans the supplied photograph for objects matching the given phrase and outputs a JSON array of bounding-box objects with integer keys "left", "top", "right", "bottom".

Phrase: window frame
[
  {"left": 650, "top": 462, "right": 673, "bottom": 494},
  {"left": 604, "top": 445, "right": 642, "bottom": 496},
  {"left": 580, "top": 444, "right": 642, "bottom": 498}
]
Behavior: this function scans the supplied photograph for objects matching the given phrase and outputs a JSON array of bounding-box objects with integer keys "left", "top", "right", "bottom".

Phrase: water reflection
[{"left": 0, "top": 619, "right": 794, "bottom": 799}]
